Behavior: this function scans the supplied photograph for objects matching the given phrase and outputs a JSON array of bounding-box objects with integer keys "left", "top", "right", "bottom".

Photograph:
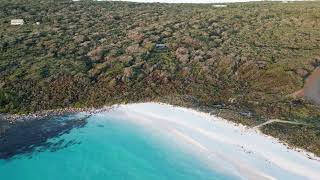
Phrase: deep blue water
[{"left": 0, "top": 113, "right": 236, "bottom": 180}]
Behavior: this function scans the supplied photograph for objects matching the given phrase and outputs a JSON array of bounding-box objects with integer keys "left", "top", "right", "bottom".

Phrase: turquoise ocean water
[{"left": 0, "top": 113, "right": 236, "bottom": 180}]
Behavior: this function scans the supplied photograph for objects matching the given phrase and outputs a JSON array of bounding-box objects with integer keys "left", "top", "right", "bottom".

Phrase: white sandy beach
[{"left": 97, "top": 103, "right": 320, "bottom": 180}]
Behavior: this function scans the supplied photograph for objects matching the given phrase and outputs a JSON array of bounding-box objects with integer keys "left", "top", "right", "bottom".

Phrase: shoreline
[
  {"left": 0, "top": 100, "right": 261, "bottom": 127},
  {"left": 103, "top": 103, "right": 320, "bottom": 179},
  {"left": 114, "top": 103, "right": 320, "bottom": 179},
  {"left": 126, "top": 102, "right": 320, "bottom": 160},
  {"left": 1, "top": 102, "right": 319, "bottom": 161},
  {"left": 0, "top": 106, "right": 114, "bottom": 123}
]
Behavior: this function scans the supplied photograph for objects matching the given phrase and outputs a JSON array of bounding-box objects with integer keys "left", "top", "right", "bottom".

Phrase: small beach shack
[{"left": 11, "top": 19, "right": 24, "bottom": 25}]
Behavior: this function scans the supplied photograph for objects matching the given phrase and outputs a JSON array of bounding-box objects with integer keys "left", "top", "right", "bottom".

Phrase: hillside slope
[{"left": 1, "top": 0, "right": 320, "bottom": 155}]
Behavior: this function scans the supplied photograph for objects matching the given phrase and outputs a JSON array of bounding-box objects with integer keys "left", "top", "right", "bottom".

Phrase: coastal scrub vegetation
[{"left": 1, "top": 0, "right": 320, "bottom": 155}]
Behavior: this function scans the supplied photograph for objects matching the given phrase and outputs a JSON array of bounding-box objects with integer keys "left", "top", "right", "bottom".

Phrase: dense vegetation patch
[{"left": 261, "top": 123, "right": 320, "bottom": 156}]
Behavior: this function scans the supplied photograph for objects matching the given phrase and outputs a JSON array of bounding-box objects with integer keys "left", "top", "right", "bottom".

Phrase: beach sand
[{"left": 100, "top": 103, "right": 320, "bottom": 180}]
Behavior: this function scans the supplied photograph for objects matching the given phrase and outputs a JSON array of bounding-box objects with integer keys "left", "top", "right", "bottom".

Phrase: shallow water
[{"left": 0, "top": 112, "right": 236, "bottom": 180}]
